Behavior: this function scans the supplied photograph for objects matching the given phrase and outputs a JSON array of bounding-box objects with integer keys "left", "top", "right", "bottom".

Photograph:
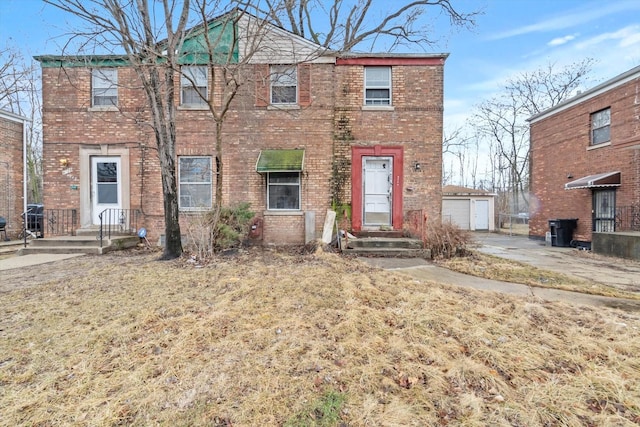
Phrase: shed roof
[{"left": 442, "top": 185, "right": 494, "bottom": 196}]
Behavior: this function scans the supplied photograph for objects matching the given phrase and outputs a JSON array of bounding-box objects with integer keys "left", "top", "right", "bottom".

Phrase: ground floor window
[
  {"left": 178, "top": 156, "right": 212, "bottom": 210},
  {"left": 267, "top": 172, "right": 300, "bottom": 210},
  {"left": 593, "top": 189, "right": 616, "bottom": 232}
]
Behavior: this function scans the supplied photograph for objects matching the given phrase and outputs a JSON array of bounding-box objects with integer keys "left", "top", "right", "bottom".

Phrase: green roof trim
[
  {"left": 178, "top": 19, "right": 239, "bottom": 65},
  {"left": 35, "top": 16, "right": 239, "bottom": 68},
  {"left": 35, "top": 55, "right": 130, "bottom": 68},
  {"left": 256, "top": 149, "right": 305, "bottom": 173}
]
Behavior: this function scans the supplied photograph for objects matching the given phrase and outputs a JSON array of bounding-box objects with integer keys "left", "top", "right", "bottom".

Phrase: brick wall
[
  {"left": 0, "top": 114, "right": 24, "bottom": 238},
  {"left": 40, "top": 55, "right": 445, "bottom": 245},
  {"left": 530, "top": 76, "right": 640, "bottom": 242}
]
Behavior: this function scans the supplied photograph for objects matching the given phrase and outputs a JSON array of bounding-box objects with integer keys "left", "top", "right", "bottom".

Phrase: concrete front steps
[
  {"left": 342, "top": 231, "right": 430, "bottom": 258},
  {"left": 16, "top": 234, "right": 139, "bottom": 256}
]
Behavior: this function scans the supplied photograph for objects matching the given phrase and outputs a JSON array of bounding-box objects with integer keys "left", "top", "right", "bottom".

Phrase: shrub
[
  {"left": 424, "top": 221, "right": 474, "bottom": 259},
  {"left": 211, "top": 203, "right": 255, "bottom": 251},
  {"left": 182, "top": 203, "right": 255, "bottom": 260}
]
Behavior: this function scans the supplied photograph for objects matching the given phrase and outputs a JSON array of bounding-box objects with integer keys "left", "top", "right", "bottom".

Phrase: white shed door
[
  {"left": 475, "top": 199, "right": 489, "bottom": 230},
  {"left": 443, "top": 199, "right": 470, "bottom": 230}
]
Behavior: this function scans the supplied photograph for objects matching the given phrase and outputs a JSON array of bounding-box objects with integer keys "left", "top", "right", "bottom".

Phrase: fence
[
  {"left": 498, "top": 213, "right": 529, "bottom": 236},
  {"left": 616, "top": 205, "right": 640, "bottom": 232}
]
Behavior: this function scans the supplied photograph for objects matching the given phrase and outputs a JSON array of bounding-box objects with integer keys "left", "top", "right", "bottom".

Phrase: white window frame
[
  {"left": 92, "top": 68, "right": 118, "bottom": 107},
  {"left": 181, "top": 66, "right": 208, "bottom": 106},
  {"left": 267, "top": 172, "right": 301, "bottom": 210},
  {"left": 591, "top": 108, "right": 611, "bottom": 145},
  {"left": 364, "top": 66, "right": 391, "bottom": 106},
  {"left": 270, "top": 65, "right": 297, "bottom": 105},
  {"left": 178, "top": 156, "right": 213, "bottom": 211}
]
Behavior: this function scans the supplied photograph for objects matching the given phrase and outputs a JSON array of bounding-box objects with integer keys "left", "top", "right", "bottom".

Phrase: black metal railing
[
  {"left": 615, "top": 205, "right": 640, "bottom": 232},
  {"left": 45, "top": 209, "right": 78, "bottom": 237},
  {"left": 98, "top": 208, "right": 142, "bottom": 247},
  {"left": 20, "top": 208, "right": 78, "bottom": 247}
]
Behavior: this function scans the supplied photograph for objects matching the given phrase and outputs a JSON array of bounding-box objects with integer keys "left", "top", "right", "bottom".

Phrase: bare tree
[
  {"left": 0, "top": 47, "right": 32, "bottom": 109},
  {"left": 45, "top": 0, "right": 192, "bottom": 259},
  {"left": 0, "top": 47, "right": 42, "bottom": 204},
  {"left": 471, "top": 59, "right": 594, "bottom": 214},
  {"left": 268, "top": 0, "right": 479, "bottom": 52},
  {"left": 507, "top": 59, "right": 595, "bottom": 116},
  {"left": 474, "top": 92, "right": 530, "bottom": 212}
]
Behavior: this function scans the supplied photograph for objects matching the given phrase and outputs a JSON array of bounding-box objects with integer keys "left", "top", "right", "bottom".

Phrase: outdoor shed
[{"left": 442, "top": 185, "right": 495, "bottom": 231}]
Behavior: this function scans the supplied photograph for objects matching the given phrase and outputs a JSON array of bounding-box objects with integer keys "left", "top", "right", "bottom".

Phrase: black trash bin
[
  {"left": 25, "top": 203, "right": 45, "bottom": 238},
  {"left": 548, "top": 218, "right": 578, "bottom": 247}
]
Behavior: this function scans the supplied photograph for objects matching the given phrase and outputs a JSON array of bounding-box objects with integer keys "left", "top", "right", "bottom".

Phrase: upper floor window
[
  {"left": 364, "top": 66, "right": 391, "bottom": 106},
  {"left": 271, "top": 65, "right": 297, "bottom": 104},
  {"left": 178, "top": 156, "right": 212, "bottom": 210},
  {"left": 267, "top": 172, "right": 300, "bottom": 210},
  {"left": 591, "top": 108, "right": 610, "bottom": 145},
  {"left": 181, "top": 66, "right": 208, "bottom": 106},
  {"left": 92, "top": 68, "right": 118, "bottom": 107}
]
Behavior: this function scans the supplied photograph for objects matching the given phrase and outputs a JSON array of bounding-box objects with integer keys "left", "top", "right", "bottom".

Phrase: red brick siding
[
  {"left": 40, "top": 58, "right": 445, "bottom": 245},
  {"left": 530, "top": 76, "right": 640, "bottom": 242},
  {"left": 0, "top": 115, "right": 24, "bottom": 237}
]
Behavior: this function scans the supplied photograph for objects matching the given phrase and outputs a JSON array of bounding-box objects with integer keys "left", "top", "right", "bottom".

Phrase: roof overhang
[
  {"left": 565, "top": 171, "right": 621, "bottom": 190},
  {"left": 256, "top": 149, "right": 304, "bottom": 173}
]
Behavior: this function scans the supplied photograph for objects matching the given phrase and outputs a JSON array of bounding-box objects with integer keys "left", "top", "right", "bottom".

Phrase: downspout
[{"left": 23, "top": 116, "right": 28, "bottom": 216}]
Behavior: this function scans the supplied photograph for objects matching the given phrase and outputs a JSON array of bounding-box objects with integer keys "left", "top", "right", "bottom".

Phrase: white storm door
[
  {"left": 363, "top": 157, "right": 392, "bottom": 226},
  {"left": 91, "top": 156, "right": 122, "bottom": 224}
]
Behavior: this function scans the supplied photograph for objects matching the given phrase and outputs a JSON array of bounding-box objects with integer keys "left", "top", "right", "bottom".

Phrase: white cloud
[
  {"left": 575, "top": 25, "right": 640, "bottom": 49},
  {"left": 548, "top": 34, "right": 577, "bottom": 47},
  {"left": 488, "top": 0, "right": 640, "bottom": 40}
]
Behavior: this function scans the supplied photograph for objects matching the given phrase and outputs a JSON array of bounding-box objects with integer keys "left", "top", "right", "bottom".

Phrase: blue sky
[{"left": 2, "top": 0, "right": 640, "bottom": 131}]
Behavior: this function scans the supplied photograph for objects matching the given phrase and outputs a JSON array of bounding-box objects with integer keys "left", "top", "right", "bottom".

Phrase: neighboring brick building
[
  {"left": 0, "top": 109, "right": 27, "bottom": 239},
  {"left": 35, "top": 14, "right": 447, "bottom": 245},
  {"left": 529, "top": 65, "right": 640, "bottom": 249}
]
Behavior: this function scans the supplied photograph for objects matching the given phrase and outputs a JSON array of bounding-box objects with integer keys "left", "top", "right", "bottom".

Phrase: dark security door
[{"left": 592, "top": 189, "right": 616, "bottom": 232}]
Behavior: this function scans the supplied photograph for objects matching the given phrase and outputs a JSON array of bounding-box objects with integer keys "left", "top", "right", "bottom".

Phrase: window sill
[
  {"left": 267, "top": 104, "right": 300, "bottom": 111},
  {"left": 362, "top": 105, "right": 394, "bottom": 112},
  {"left": 587, "top": 141, "right": 611, "bottom": 150},
  {"left": 89, "top": 106, "right": 119, "bottom": 112},
  {"left": 263, "top": 210, "right": 303, "bottom": 216},
  {"left": 180, "top": 208, "right": 212, "bottom": 213},
  {"left": 178, "top": 105, "right": 209, "bottom": 111}
]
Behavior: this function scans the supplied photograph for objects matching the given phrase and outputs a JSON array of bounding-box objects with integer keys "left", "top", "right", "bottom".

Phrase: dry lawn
[
  {"left": 438, "top": 251, "right": 640, "bottom": 300},
  {"left": 1, "top": 248, "right": 640, "bottom": 426}
]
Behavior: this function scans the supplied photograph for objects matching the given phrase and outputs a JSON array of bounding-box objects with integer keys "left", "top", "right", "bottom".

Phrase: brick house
[
  {"left": 0, "top": 109, "right": 28, "bottom": 239},
  {"left": 35, "top": 14, "right": 447, "bottom": 246},
  {"left": 529, "top": 65, "right": 640, "bottom": 257}
]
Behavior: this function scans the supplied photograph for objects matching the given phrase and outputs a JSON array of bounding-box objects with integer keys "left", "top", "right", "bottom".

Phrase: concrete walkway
[
  {"left": 362, "top": 233, "right": 640, "bottom": 312},
  {"left": 0, "top": 252, "right": 85, "bottom": 271}
]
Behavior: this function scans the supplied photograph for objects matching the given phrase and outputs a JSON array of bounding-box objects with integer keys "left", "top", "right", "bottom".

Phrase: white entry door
[
  {"left": 363, "top": 157, "right": 392, "bottom": 226},
  {"left": 475, "top": 199, "right": 489, "bottom": 230},
  {"left": 91, "top": 156, "right": 121, "bottom": 224}
]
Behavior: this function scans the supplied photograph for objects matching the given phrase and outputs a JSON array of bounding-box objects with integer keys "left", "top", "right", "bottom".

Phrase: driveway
[{"left": 362, "top": 232, "right": 640, "bottom": 312}]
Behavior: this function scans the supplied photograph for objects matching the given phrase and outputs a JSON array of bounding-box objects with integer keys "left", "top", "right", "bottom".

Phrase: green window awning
[{"left": 256, "top": 149, "right": 305, "bottom": 173}]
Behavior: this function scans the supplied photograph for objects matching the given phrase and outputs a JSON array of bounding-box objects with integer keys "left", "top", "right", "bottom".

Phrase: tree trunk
[{"left": 215, "top": 119, "right": 223, "bottom": 211}]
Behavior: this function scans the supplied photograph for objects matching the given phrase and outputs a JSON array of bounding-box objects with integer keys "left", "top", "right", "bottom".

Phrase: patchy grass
[
  {"left": 438, "top": 251, "right": 640, "bottom": 300},
  {"left": 1, "top": 249, "right": 639, "bottom": 426}
]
